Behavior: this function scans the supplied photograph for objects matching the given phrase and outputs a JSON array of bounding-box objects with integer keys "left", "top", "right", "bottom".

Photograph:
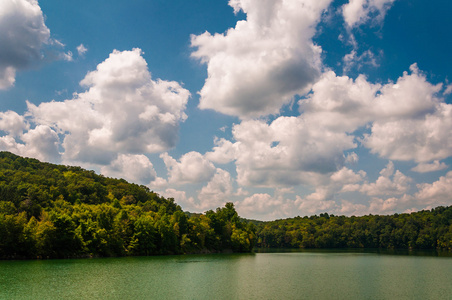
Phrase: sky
[{"left": 0, "top": 0, "right": 451, "bottom": 220}]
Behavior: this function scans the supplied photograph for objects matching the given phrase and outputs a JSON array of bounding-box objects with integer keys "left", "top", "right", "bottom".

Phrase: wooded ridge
[
  {"left": 0, "top": 152, "right": 255, "bottom": 259},
  {"left": 1, "top": 152, "right": 451, "bottom": 259}
]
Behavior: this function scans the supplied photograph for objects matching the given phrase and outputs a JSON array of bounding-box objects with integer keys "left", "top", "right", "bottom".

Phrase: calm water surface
[{"left": 1, "top": 250, "right": 452, "bottom": 299}]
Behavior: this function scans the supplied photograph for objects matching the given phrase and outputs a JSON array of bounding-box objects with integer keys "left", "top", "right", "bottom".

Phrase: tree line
[
  {"left": 0, "top": 152, "right": 255, "bottom": 259},
  {"left": 255, "top": 208, "right": 452, "bottom": 250},
  {"left": 1, "top": 152, "right": 451, "bottom": 259}
]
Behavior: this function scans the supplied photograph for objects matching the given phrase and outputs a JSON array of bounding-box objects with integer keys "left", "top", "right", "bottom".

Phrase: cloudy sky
[{"left": 1, "top": 0, "right": 451, "bottom": 220}]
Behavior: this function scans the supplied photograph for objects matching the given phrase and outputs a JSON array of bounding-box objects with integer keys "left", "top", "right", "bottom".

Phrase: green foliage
[
  {"left": 255, "top": 207, "right": 452, "bottom": 250},
  {"left": 0, "top": 152, "right": 255, "bottom": 259}
]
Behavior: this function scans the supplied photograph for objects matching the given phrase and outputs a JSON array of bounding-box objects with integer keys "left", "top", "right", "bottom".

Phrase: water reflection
[
  {"left": 1, "top": 251, "right": 451, "bottom": 299},
  {"left": 254, "top": 247, "right": 452, "bottom": 257}
]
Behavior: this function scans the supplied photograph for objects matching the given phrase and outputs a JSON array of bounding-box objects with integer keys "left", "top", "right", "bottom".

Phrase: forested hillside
[
  {"left": 2, "top": 152, "right": 451, "bottom": 259},
  {"left": 0, "top": 152, "right": 256, "bottom": 259},
  {"left": 256, "top": 208, "right": 452, "bottom": 250}
]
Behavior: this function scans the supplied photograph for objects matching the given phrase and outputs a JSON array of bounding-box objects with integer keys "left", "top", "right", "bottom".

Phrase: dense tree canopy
[
  {"left": 255, "top": 208, "right": 452, "bottom": 250},
  {"left": 1, "top": 152, "right": 451, "bottom": 259},
  {"left": 0, "top": 152, "right": 255, "bottom": 259}
]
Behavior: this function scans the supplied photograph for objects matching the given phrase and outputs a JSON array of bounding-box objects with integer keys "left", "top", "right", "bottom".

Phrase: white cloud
[
  {"left": 332, "top": 166, "right": 366, "bottom": 190},
  {"left": 0, "top": 111, "right": 60, "bottom": 162},
  {"left": 0, "top": 124, "right": 60, "bottom": 163},
  {"left": 191, "top": 0, "right": 332, "bottom": 119},
  {"left": 364, "top": 103, "right": 452, "bottom": 162},
  {"left": 205, "top": 137, "right": 238, "bottom": 164},
  {"left": 161, "top": 151, "right": 216, "bottom": 185},
  {"left": 367, "top": 195, "right": 414, "bottom": 215},
  {"left": 0, "top": 135, "right": 22, "bottom": 156},
  {"left": 342, "top": 49, "right": 379, "bottom": 73},
  {"left": 0, "top": 111, "right": 29, "bottom": 136},
  {"left": 345, "top": 152, "right": 359, "bottom": 164},
  {"left": 444, "top": 84, "right": 452, "bottom": 95},
  {"left": 149, "top": 177, "right": 168, "bottom": 190},
  {"left": 337, "top": 200, "right": 368, "bottom": 216},
  {"left": 197, "top": 168, "right": 234, "bottom": 210},
  {"left": 236, "top": 187, "right": 300, "bottom": 220},
  {"left": 300, "top": 71, "right": 380, "bottom": 132},
  {"left": 411, "top": 161, "right": 448, "bottom": 173},
  {"left": 0, "top": 67, "right": 16, "bottom": 90},
  {"left": 292, "top": 167, "right": 366, "bottom": 211},
  {"left": 0, "top": 0, "right": 50, "bottom": 89},
  {"left": 195, "top": 63, "right": 451, "bottom": 219},
  {"left": 373, "top": 64, "right": 441, "bottom": 120},
  {"left": 415, "top": 171, "right": 452, "bottom": 207},
  {"left": 20, "top": 125, "right": 60, "bottom": 162},
  {"left": 77, "top": 44, "right": 88, "bottom": 56},
  {"left": 100, "top": 154, "right": 157, "bottom": 185},
  {"left": 160, "top": 168, "right": 234, "bottom": 213},
  {"left": 160, "top": 188, "right": 196, "bottom": 210},
  {"left": 295, "top": 194, "right": 337, "bottom": 216},
  {"left": 342, "top": 0, "right": 396, "bottom": 28},
  {"left": 231, "top": 117, "right": 356, "bottom": 187},
  {"left": 26, "top": 48, "right": 190, "bottom": 165},
  {"left": 61, "top": 51, "right": 73, "bottom": 62},
  {"left": 360, "top": 161, "right": 412, "bottom": 196},
  {"left": 237, "top": 193, "right": 291, "bottom": 220},
  {"left": 301, "top": 65, "right": 441, "bottom": 132},
  {"left": 300, "top": 65, "right": 449, "bottom": 164},
  {"left": 0, "top": 48, "right": 190, "bottom": 189}
]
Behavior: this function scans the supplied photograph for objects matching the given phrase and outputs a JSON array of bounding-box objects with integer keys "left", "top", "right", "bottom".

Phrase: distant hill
[{"left": 0, "top": 152, "right": 256, "bottom": 259}]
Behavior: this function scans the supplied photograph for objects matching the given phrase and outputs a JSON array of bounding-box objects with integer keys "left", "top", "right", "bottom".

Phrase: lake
[{"left": 1, "top": 250, "right": 452, "bottom": 299}]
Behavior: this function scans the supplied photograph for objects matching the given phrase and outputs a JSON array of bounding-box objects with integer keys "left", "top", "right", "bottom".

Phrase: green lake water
[{"left": 1, "top": 250, "right": 452, "bottom": 299}]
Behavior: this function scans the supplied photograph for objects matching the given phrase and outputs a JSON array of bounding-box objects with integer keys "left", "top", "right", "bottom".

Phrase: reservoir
[{"left": 1, "top": 250, "right": 451, "bottom": 299}]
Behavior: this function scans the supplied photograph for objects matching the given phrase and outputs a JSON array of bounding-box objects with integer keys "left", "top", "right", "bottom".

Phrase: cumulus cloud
[
  {"left": 0, "top": 48, "right": 190, "bottom": 188},
  {"left": 290, "top": 167, "right": 365, "bottom": 212},
  {"left": 342, "top": 0, "right": 396, "bottom": 28},
  {"left": 197, "top": 62, "right": 451, "bottom": 218},
  {"left": 229, "top": 117, "right": 356, "bottom": 187},
  {"left": 289, "top": 162, "right": 413, "bottom": 216},
  {"left": 100, "top": 154, "right": 157, "bottom": 185},
  {"left": 0, "top": 111, "right": 59, "bottom": 162},
  {"left": 0, "top": 0, "right": 50, "bottom": 89},
  {"left": 332, "top": 167, "right": 366, "bottom": 192},
  {"left": 26, "top": 48, "right": 190, "bottom": 165},
  {"left": 20, "top": 125, "right": 60, "bottom": 161},
  {"left": 0, "top": 124, "right": 60, "bottom": 162},
  {"left": 360, "top": 161, "right": 412, "bottom": 196},
  {"left": 159, "top": 168, "right": 234, "bottom": 212},
  {"left": 197, "top": 168, "right": 234, "bottom": 209},
  {"left": 160, "top": 188, "right": 195, "bottom": 209},
  {"left": 411, "top": 161, "right": 448, "bottom": 173},
  {"left": 415, "top": 171, "right": 452, "bottom": 207},
  {"left": 236, "top": 193, "right": 290, "bottom": 220},
  {"left": 364, "top": 103, "right": 452, "bottom": 162},
  {"left": 191, "top": 0, "right": 332, "bottom": 119},
  {"left": 0, "top": 111, "right": 29, "bottom": 136},
  {"left": 367, "top": 195, "right": 415, "bottom": 215},
  {"left": 294, "top": 194, "right": 337, "bottom": 216},
  {"left": 299, "top": 64, "right": 449, "bottom": 164},
  {"left": 301, "top": 64, "right": 441, "bottom": 131},
  {"left": 300, "top": 71, "right": 380, "bottom": 132},
  {"left": 205, "top": 137, "right": 238, "bottom": 164},
  {"left": 161, "top": 151, "right": 216, "bottom": 185}
]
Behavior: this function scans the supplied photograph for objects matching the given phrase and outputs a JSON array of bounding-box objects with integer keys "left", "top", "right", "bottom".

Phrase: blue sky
[{"left": 1, "top": 0, "right": 451, "bottom": 220}]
